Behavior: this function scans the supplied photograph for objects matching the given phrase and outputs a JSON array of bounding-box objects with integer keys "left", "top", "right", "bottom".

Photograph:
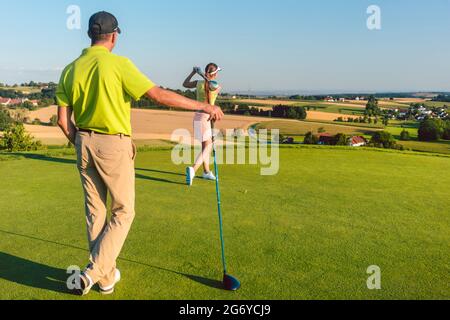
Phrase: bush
[
  {"left": 32, "top": 118, "right": 42, "bottom": 125},
  {"left": 443, "top": 128, "right": 450, "bottom": 141},
  {"left": 333, "top": 133, "right": 349, "bottom": 146},
  {"left": 370, "top": 131, "right": 397, "bottom": 149},
  {"left": 21, "top": 101, "right": 37, "bottom": 111},
  {"left": 418, "top": 119, "right": 446, "bottom": 141},
  {"left": 303, "top": 131, "right": 319, "bottom": 145},
  {"left": 272, "top": 105, "right": 307, "bottom": 120},
  {"left": 400, "top": 129, "right": 411, "bottom": 141},
  {"left": 50, "top": 115, "right": 59, "bottom": 127},
  {"left": 0, "top": 123, "right": 42, "bottom": 152},
  {"left": 0, "top": 107, "right": 13, "bottom": 131}
]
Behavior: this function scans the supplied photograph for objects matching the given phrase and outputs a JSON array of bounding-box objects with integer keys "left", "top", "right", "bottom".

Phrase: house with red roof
[
  {"left": 318, "top": 133, "right": 334, "bottom": 145},
  {"left": 349, "top": 136, "right": 367, "bottom": 147},
  {"left": 0, "top": 97, "right": 11, "bottom": 106}
]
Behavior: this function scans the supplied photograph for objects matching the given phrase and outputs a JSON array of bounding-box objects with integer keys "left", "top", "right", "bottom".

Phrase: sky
[{"left": 0, "top": 0, "right": 449, "bottom": 93}]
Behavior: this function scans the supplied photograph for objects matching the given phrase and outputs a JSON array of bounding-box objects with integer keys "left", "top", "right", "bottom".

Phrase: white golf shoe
[
  {"left": 202, "top": 171, "right": 216, "bottom": 181},
  {"left": 99, "top": 269, "right": 121, "bottom": 295}
]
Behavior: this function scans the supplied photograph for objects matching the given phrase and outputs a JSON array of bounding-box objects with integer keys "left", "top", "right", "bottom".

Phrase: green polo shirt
[{"left": 56, "top": 46, "right": 155, "bottom": 136}]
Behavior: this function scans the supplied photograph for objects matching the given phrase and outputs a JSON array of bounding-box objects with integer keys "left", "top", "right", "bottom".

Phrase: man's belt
[{"left": 78, "top": 129, "right": 131, "bottom": 138}]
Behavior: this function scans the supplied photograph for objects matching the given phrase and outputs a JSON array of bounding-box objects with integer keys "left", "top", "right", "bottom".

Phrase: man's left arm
[{"left": 57, "top": 106, "right": 77, "bottom": 145}]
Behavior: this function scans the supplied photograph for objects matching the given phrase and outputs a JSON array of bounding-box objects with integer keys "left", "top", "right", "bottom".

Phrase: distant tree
[
  {"left": 370, "top": 131, "right": 397, "bottom": 149},
  {"left": 303, "top": 131, "right": 319, "bottom": 145},
  {"left": 333, "top": 133, "right": 349, "bottom": 146},
  {"left": 418, "top": 119, "right": 445, "bottom": 141},
  {"left": 286, "top": 107, "right": 297, "bottom": 119},
  {"left": 400, "top": 130, "right": 411, "bottom": 141},
  {"left": 443, "top": 126, "right": 450, "bottom": 140},
  {"left": 272, "top": 105, "right": 307, "bottom": 120},
  {"left": 365, "top": 95, "right": 380, "bottom": 116},
  {"left": 0, "top": 107, "right": 13, "bottom": 131},
  {"left": 21, "top": 101, "right": 36, "bottom": 111}
]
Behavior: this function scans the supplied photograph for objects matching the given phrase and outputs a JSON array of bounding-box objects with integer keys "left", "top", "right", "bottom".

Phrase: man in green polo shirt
[{"left": 56, "top": 11, "right": 223, "bottom": 296}]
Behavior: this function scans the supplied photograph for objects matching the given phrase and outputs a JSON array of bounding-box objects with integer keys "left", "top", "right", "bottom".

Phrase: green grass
[
  {"left": 422, "top": 101, "right": 450, "bottom": 108},
  {"left": 385, "top": 122, "right": 419, "bottom": 140},
  {"left": 399, "top": 140, "right": 450, "bottom": 155},
  {"left": 384, "top": 122, "right": 450, "bottom": 154},
  {"left": 0, "top": 147, "right": 449, "bottom": 300}
]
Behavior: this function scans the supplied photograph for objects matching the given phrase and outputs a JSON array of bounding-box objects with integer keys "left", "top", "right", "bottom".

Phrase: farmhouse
[
  {"left": 0, "top": 97, "right": 38, "bottom": 106},
  {"left": 349, "top": 136, "right": 367, "bottom": 147},
  {"left": 317, "top": 133, "right": 367, "bottom": 147},
  {"left": 9, "top": 99, "right": 25, "bottom": 106},
  {"left": 318, "top": 133, "right": 334, "bottom": 145},
  {"left": 0, "top": 97, "right": 11, "bottom": 106}
]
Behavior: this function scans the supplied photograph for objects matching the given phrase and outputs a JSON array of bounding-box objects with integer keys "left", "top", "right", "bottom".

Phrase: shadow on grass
[
  {"left": 135, "top": 173, "right": 185, "bottom": 186},
  {"left": 136, "top": 168, "right": 186, "bottom": 177},
  {"left": 8, "top": 153, "right": 185, "bottom": 186},
  {"left": 8, "top": 153, "right": 76, "bottom": 165},
  {"left": 0, "top": 252, "right": 70, "bottom": 294},
  {"left": 0, "top": 229, "right": 224, "bottom": 291}
]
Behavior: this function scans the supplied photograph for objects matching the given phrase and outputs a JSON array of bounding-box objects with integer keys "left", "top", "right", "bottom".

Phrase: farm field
[
  {"left": 255, "top": 120, "right": 378, "bottom": 137},
  {"left": 221, "top": 98, "right": 408, "bottom": 117},
  {"left": 24, "top": 106, "right": 273, "bottom": 145},
  {"left": 0, "top": 147, "right": 449, "bottom": 300},
  {"left": 0, "top": 86, "right": 42, "bottom": 94}
]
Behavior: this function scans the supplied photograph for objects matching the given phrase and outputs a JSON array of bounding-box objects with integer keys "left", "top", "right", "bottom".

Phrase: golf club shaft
[{"left": 211, "top": 121, "right": 228, "bottom": 275}]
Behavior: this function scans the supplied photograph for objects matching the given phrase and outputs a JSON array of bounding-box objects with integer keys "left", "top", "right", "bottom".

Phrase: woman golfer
[{"left": 183, "top": 63, "right": 222, "bottom": 186}]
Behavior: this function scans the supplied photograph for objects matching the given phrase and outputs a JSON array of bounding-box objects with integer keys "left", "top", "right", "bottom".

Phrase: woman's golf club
[
  {"left": 211, "top": 121, "right": 241, "bottom": 291},
  {"left": 195, "top": 67, "right": 220, "bottom": 91}
]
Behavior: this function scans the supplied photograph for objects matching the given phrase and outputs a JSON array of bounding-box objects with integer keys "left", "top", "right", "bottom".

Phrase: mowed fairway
[{"left": 0, "top": 147, "right": 449, "bottom": 300}]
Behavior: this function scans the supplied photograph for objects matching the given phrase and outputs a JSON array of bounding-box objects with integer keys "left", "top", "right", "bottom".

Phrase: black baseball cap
[{"left": 88, "top": 11, "right": 121, "bottom": 35}]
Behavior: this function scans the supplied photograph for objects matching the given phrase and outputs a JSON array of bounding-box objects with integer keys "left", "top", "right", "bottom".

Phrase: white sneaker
[
  {"left": 186, "top": 167, "right": 195, "bottom": 186},
  {"left": 73, "top": 273, "right": 94, "bottom": 296},
  {"left": 99, "top": 269, "right": 121, "bottom": 295},
  {"left": 202, "top": 171, "right": 216, "bottom": 181}
]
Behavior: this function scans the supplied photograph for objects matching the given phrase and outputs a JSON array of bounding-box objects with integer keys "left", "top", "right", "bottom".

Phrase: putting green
[{"left": 0, "top": 147, "right": 449, "bottom": 300}]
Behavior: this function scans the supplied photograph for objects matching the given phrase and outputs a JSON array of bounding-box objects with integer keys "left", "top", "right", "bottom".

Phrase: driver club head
[{"left": 223, "top": 273, "right": 241, "bottom": 291}]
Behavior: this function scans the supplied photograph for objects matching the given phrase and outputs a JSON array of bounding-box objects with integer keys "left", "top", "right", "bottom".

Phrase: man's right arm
[
  {"left": 146, "top": 87, "right": 224, "bottom": 121},
  {"left": 57, "top": 106, "right": 77, "bottom": 145}
]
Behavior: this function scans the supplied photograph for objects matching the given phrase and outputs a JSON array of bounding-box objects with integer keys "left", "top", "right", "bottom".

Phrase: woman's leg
[
  {"left": 202, "top": 140, "right": 213, "bottom": 173},
  {"left": 193, "top": 140, "right": 212, "bottom": 173}
]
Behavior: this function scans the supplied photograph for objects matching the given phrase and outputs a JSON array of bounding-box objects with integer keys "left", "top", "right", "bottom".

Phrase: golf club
[
  {"left": 194, "top": 67, "right": 220, "bottom": 91},
  {"left": 211, "top": 121, "right": 241, "bottom": 291}
]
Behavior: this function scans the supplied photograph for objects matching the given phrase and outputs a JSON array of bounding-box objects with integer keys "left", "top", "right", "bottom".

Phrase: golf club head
[
  {"left": 195, "top": 68, "right": 207, "bottom": 80},
  {"left": 223, "top": 273, "right": 241, "bottom": 291}
]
